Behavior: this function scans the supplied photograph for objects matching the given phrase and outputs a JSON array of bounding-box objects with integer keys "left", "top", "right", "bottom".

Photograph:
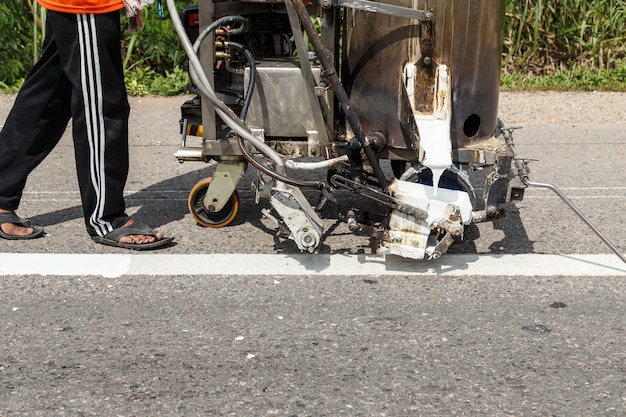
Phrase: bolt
[{"left": 450, "top": 224, "right": 464, "bottom": 237}]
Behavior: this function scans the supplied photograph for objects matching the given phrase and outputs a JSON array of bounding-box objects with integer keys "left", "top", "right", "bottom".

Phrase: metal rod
[
  {"left": 284, "top": 0, "right": 331, "bottom": 145},
  {"left": 290, "top": 0, "right": 390, "bottom": 191},
  {"left": 337, "top": 0, "right": 433, "bottom": 22},
  {"left": 524, "top": 179, "right": 626, "bottom": 264}
]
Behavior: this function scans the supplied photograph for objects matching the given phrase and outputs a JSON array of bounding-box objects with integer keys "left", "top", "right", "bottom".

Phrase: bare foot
[
  {"left": 117, "top": 219, "right": 164, "bottom": 245},
  {"left": 0, "top": 209, "right": 34, "bottom": 237}
]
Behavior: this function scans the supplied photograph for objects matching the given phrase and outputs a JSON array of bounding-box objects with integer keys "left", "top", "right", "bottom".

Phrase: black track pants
[{"left": 0, "top": 10, "right": 131, "bottom": 237}]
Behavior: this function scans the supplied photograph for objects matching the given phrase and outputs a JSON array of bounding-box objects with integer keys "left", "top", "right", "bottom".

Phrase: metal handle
[{"left": 523, "top": 178, "right": 626, "bottom": 264}]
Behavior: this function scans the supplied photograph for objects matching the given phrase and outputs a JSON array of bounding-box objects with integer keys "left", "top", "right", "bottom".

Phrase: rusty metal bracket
[{"left": 331, "top": 175, "right": 429, "bottom": 220}]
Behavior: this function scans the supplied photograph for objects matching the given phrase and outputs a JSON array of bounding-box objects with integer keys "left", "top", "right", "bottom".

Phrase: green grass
[
  {"left": 1, "top": 0, "right": 625, "bottom": 94},
  {"left": 503, "top": 0, "right": 626, "bottom": 74},
  {"left": 501, "top": 60, "right": 626, "bottom": 91},
  {"left": 124, "top": 66, "right": 190, "bottom": 96}
]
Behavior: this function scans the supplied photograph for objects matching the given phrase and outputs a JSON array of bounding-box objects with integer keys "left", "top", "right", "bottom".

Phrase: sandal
[
  {"left": 91, "top": 220, "right": 174, "bottom": 251},
  {"left": 0, "top": 212, "right": 45, "bottom": 240}
]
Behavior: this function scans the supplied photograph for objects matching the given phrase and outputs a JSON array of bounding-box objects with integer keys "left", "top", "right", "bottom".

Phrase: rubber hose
[{"left": 167, "top": 0, "right": 329, "bottom": 188}]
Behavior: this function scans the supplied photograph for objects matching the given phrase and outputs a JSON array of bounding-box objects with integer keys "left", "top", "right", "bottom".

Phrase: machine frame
[{"left": 166, "top": 0, "right": 625, "bottom": 263}]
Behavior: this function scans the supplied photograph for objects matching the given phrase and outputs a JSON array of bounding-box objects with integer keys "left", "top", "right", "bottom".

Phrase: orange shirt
[{"left": 37, "top": 0, "right": 123, "bottom": 14}]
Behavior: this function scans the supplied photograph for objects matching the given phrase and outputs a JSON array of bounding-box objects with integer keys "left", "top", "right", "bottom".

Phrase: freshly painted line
[
  {"left": 20, "top": 186, "right": 626, "bottom": 194},
  {"left": 0, "top": 254, "right": 131, "bottom": 278},
  {"left": 0, "top": 253, "right": 624, "bottom": 278},
  {"left": 524, "top": 196, "right": 626, "bottom": 199}
]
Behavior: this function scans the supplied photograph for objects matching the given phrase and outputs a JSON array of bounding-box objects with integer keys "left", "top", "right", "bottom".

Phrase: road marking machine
[{"left": 166, "top": 0, "right": 625, "bottom": 263}]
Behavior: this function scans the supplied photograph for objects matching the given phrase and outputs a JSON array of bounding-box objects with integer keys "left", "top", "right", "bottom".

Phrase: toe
[
  {"left": 116, "top": 219, "right": 165, "bottom": 245},
  {"left": 1, "top": 222, "right": 34, "bottom": 237}
]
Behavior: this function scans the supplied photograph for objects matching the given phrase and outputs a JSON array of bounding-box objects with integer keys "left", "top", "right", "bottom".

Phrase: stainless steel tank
[{"left": 345, "top": 0, "right": 506, "bottom": 151}]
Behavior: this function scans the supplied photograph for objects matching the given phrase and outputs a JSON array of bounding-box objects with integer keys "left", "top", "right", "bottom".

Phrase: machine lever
[
  {"left": 508, "top": 127, "right": 625, "bottom": 264},
  {"left": 290, "top": 0, "right": 389, "bottom": 191},
  {"left": 523, "top": 177, "right": 626, "bottom": 264}
]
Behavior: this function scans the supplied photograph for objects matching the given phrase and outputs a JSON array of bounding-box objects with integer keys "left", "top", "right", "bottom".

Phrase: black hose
[
  {"left": 193, "top": 15, "right": 248, "bottom": 49},
  {"left": 193, "top": 17, "right": 252, "bottom": 116},
  {"left": 224, "top": 43, "right": 324, "bottom": 190},
  {"left": 238, "top": 136, "right": 327, "bottom": 190},
  {"left": 189, "top": 15, "right": 253, "bottom": 135},
  {"left": 190, "top": 14, "right": 325, "bottom": 189},
  {"left": 223, "top": 41, "right": 256, "bottom": 120}
]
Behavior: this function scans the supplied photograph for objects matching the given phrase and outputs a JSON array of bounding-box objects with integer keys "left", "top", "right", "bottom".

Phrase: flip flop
[
  {"left": 0, "top": 212, "right": 45, "bottom": 240},
  {"left": 91, "top": 220, "right": 174, "bottom": 251}
]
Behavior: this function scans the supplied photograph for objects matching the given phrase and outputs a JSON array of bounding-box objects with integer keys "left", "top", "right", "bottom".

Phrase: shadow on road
[
  {"left": 29, "top": 166, "right": 215, "bottom": 229},
  {"left": 27, "top": 165, "right": 536, "bottom": 256}
]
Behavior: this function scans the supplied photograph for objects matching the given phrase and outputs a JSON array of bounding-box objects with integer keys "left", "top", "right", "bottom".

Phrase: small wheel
[{"left": 188, "top": 178, "right": 239, "bottom": 228}]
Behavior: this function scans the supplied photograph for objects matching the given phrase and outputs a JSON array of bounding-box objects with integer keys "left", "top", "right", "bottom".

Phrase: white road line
[
  {"left": 0, "top": 253, "right": 624, "bottom": 278},
  {"left": 20, "top": 187, "right": 626, "bottom": 194}
]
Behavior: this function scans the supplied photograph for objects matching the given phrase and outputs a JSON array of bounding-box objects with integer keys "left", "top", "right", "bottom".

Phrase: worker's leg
[
  {"left": 0, "top": 13, "right": 72, "bottom": 211},
  {"left": 50, "top": 10, "right": 131, "bottom": 237}
]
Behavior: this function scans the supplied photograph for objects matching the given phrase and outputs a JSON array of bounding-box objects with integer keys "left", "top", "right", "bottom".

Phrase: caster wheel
[{"left": 188, "top": 177, "right": 239, "bottom": 228}]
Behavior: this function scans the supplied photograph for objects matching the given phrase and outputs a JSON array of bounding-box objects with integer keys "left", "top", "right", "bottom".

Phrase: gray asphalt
[
  {"left": 0, "top": 94, "right": 624, "bottom": 256},
  {"left": 2, "top": 273, "right": 625, "bottom": 416},
  {"left": 1, "top": 93, "right": 625, "bottom": 416}
]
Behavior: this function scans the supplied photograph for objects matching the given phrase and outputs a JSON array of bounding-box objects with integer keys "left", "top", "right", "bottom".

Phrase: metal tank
[
  {"left": 435, "top": 0, "right": 506, "bottom": 149},
  {"left": 344, "top": 0, "right": 506, "bottom": 152}
]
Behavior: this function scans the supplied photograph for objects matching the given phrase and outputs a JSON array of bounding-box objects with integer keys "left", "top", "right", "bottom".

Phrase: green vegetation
[
  {"left": 501, "top": 0, "right": 626, "bottom": 90},
  {"left": 121, "top": 2, "right": 195, "bottom": 96},
  {"left": 0, "top": 0, "right": 195, "bottom": 95},
  {"left": 0, "top": 0, "right": 43, "bottom": 90},
  {"left": 501, "top": 60, "right": 626, "bottom": 91},
  {"left": 1, "top": 0, "right": 625, "bottom": 93}
]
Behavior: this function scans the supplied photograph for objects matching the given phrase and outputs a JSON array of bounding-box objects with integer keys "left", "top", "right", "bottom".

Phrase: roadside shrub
[
  {"left": 503, "top": 0, "right": 626, "bottom": 74},
  {"left": 501, "top": 59, "right": 626, "bottom": 90},
  {"left": 0, "top": 0, "right": 42, "bottom": 87},
  {"left": 121, "top": 1, "right": 196, "bottom": 75},
  {"left": 125, "top": 65, "right": 189, "bottom": 96},
  {"left": 1, "top": 0, "right": 625, "bottom": 92}
]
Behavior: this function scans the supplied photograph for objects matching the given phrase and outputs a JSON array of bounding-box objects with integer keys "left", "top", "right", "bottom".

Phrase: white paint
[
  {"left": 393, "top": 179, "right": 473, "bottom": 225},
  {"left": 0, "top": 253, "right": 624, "bottom": 277},
  {"left": 0, "top": 253, "right": 131, "bottom": 278}
]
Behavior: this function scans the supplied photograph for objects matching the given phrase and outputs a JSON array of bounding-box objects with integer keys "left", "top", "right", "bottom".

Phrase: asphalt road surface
[{"left": 1, "top": 92, "right": 625, "bottom": 416}]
